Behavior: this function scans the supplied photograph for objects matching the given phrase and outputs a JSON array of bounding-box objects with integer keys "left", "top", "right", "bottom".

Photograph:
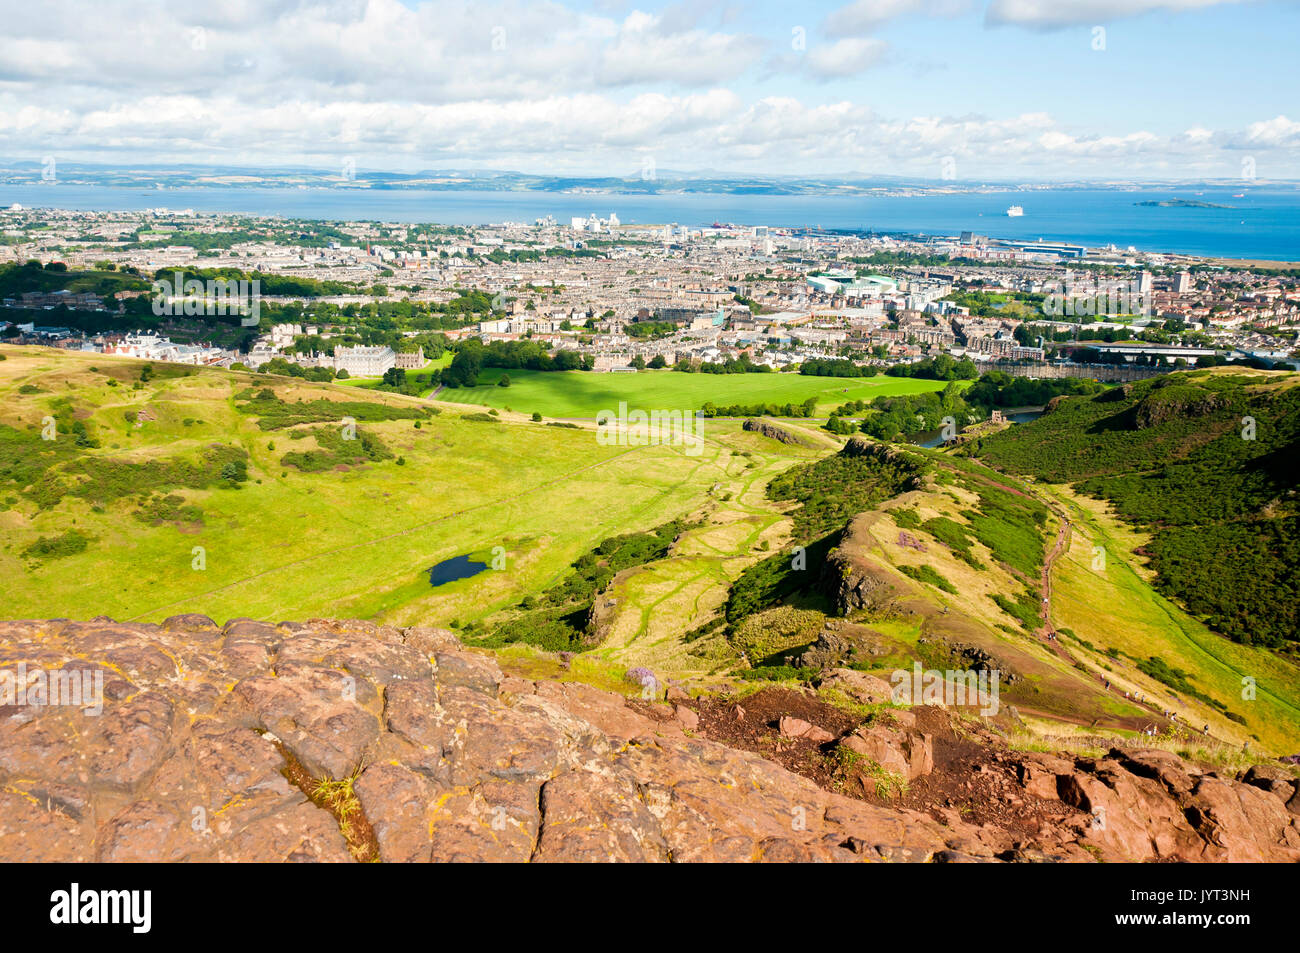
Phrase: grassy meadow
[
  {"left": 6, "top": 344, "right": 1297, "bottom": 751},
  {"left": 0, "top": 345, "right": 818, "bottom": 642},
  {"left": 446, "top": 366, "right": 955, "bottom": 418}
]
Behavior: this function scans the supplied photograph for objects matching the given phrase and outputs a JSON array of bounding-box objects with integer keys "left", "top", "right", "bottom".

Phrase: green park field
[{"left": 446, "top": 367, "right": 955, "bottom": 418}]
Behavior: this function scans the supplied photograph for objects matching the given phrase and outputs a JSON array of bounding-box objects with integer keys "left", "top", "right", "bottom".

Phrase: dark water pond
[
  {"left": 428, "top": 554, "right": 489, "bottom": 587},
  {"left": 908, "top": 409, "right": 1044, "bottom": 449}
]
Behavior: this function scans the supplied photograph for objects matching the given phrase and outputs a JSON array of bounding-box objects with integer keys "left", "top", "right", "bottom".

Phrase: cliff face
[
  {"left": 1, "top": 616, "right": 1297, "bottom": 863},
  {"left": 820, "top": 513, "right": 905, "bottom": 617}
]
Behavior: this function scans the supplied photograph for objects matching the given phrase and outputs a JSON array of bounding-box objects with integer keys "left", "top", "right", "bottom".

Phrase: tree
[
  {"left": 648, "top": 354, "right": 667, "bottom": 369},
  {"left": 531, "top": 411, "right": 543, "bottom": 421},
  {"left": 632, "top": 355, "right": 646, "bottom": 370},
  {"left": 498, "top": 373, "right": 511, "bottom": 387},
  {"left": 220, "top": 460, "right": 248, "bottom": 484},
  {"left": 382, "top": 367, "right": 406, "bottom": 387},
  {"left": 443, "top": 344, "right": 483, "bottom": 387}
]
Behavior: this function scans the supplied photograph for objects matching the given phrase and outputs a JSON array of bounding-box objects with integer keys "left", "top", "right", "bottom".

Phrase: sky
[{"left": 1, "top": 0, "right": 1297, "bottom": 181}]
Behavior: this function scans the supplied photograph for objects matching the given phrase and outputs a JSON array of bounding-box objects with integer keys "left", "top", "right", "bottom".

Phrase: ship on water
[{"left": 1006, "top": 205, "right": 1024, "bottom": 217}]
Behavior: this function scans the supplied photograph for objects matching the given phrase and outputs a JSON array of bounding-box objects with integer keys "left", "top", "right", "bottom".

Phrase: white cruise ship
[{"left": 1006, "top": 205, "right": 1024, "bottom": 217}]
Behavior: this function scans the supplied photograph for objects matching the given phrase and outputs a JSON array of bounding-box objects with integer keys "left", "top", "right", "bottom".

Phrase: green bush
[
  {"left": 22, "top": 529, "right": 90, "bottom": 562},
  {"left": 899, "top": 564, "right": 957, "bottom": 594}
]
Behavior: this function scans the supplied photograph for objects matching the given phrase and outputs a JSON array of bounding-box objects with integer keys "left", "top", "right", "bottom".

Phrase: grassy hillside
[
  {"left": 694, "top": 434, "right": 1300, "bottom": 752},
  {"left": 971, "top": 367, "right": 1300, "bottom": 649},
  {"left": 0, "top": 345, "right": 811, "bottom": 632},
  {"left": 6, "top": 345, "right": 1296, "bottom": 752},
  {"left": 1040, "top": 484, "right": 1300, "bottom": 753}
]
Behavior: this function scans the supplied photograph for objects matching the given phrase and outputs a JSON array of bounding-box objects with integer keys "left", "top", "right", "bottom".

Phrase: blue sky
[{"left": 1, "top": 0, "right": 1297, "bottom": 180}]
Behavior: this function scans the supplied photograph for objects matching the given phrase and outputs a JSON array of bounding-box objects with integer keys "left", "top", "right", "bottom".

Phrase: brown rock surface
[{"left": 1, "top": 617, "right": 1297, "bottom": 863}]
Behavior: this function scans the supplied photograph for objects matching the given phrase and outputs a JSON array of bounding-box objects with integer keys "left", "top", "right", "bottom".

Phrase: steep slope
[
  {"left": 972, "top": 367, "right": 1300, "bottom": 649},
  {"left": 703, "top": 433, "right": 1300, "bottom": 753}
]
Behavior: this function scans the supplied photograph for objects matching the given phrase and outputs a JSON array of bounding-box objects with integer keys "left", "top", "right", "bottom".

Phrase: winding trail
[
  {"left": 1036, "top": 515, "right": 1075, "bottom": 666},
  {"left": 1032, "top": 499, "right": 1183, "bottom": 738}
]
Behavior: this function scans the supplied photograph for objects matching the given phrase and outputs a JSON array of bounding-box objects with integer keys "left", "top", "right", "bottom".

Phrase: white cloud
[
  {"left": 803, "top": 37, "right": 889, "bottom": 79},
  {"left": 1239, "top": 114, "right": 1300, "bottom": 147},
  {"left": 985, "top": 0, "right": 1248, "bottom": 29},
  {"left": 824, "top": 0, "right": 973, "bottom": 35},
  {"left": 4, "top": 85, "right": 1293, "bottom": 179},
  {"left": 594, "top": 11, "right": 766, "bottom": 85},
  {"left": 0, "top": 0, "right": 1291, "bottom": 178}
]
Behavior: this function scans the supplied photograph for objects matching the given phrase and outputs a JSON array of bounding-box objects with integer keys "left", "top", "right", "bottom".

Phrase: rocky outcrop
[
  {"left": 916, "top": 633, "right": 1020, "bottom": 686},
  {"left": 742, "top": 418, "right": 814, "bottom": 447},
  {"left": 1036, "top": 747, "right": 1300, "bottom": 862},
  {"left": 841, "top": 435, "right": 898, "bottom": 459},
  {"left": 2, "top": 617, "right": 1296, "bottom": 863},
  {"left": 841, "top": 722, "right": 934, "bottom": 782},
  {"left": 839, "top": 438, "right": 926, "bottom": 489},
  {"left": 818, "top": 668, "right": 895, "bottom": 705},
  {"left": 1095, "top": 382, "right": 1133, "bottom": 403},
  {"left": 0, "top": 616, "right": 983, "bottom": 863},
  {"left": 821, "top": 516, "right": 905, "bottom": 616},
  {"left": 796, "top": 621, "right": 894, "bottom": 670},
  {"left": 1130, "top": 383, "right": 1227, "bottom": 429}
]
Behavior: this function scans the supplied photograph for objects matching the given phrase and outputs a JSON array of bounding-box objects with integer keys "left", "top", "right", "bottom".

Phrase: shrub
[
  {"left": 899, "top": 564, "right": 957, "bottom": 594},
  {"left": 22, "top": 529, "right": 90, "bottom": 562}
]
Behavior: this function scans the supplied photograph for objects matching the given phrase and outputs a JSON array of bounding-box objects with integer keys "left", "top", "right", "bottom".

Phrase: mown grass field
[
  {"left": 585, "top": 434, "right": 824, "bottom": 675},
  {"left": 0, "top": 346, "right": 816, "bottom": 639},
  {"left": 446, "top": 367, "right": 955, "bottom": 419}
]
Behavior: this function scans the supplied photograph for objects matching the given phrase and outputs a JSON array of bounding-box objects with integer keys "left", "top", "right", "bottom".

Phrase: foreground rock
[
  {"left": 0, "top": 616, "right": 976, "bottom": 862},
  {"left": 2, "top": 617, "right": 1296, "bottom": 863}
]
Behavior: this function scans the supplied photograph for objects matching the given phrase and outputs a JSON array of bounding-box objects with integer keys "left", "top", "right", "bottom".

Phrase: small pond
[{"left": 428, "top": 554, "right": 490, "bottom": 587}]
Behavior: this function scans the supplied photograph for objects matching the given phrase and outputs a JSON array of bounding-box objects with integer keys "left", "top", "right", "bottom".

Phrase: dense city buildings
[{"left": 1, "top": 206, "right": 1297, "bottom": 377}]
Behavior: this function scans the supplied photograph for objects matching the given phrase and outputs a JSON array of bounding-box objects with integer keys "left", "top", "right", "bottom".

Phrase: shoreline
[{"left": 3, "top": 184, "right": 1299, "bottom": 267}]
